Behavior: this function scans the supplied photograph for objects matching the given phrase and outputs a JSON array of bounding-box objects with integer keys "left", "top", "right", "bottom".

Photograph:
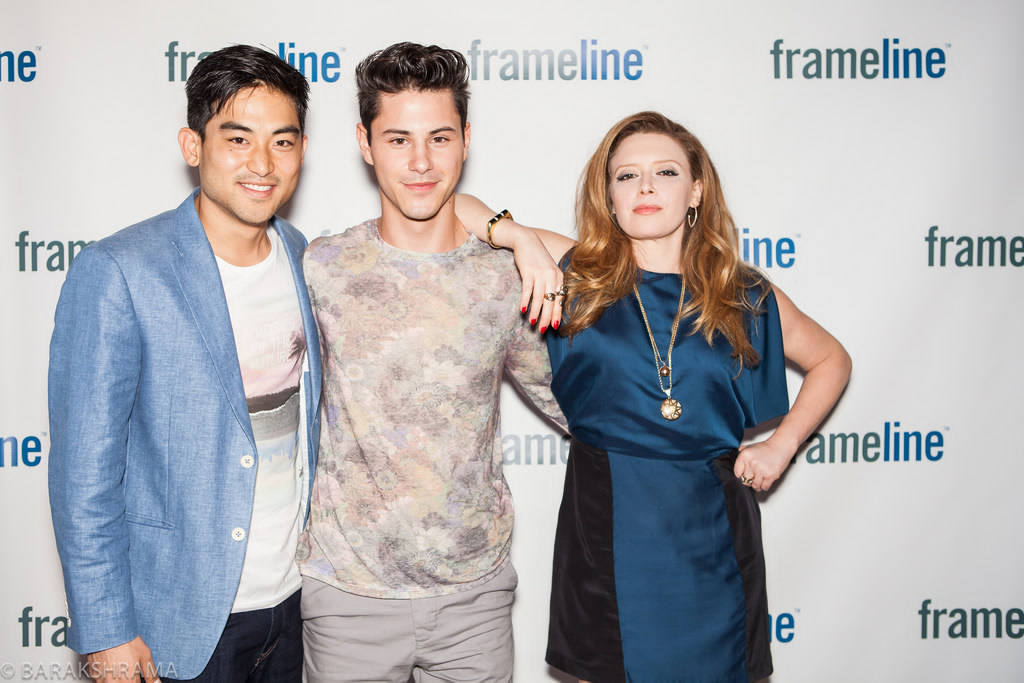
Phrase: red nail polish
[
  {"left": 530, "top": 318, "right": 537, "bottom": 325},
  {"left": 521, "top": 306, "right": 527, "bottom": 314},
  {"left": 540, "top": 326, "right": 547, "bottom": 334},
  {"left": 553, "top": 321, "right": 559, "bottom": 330}
]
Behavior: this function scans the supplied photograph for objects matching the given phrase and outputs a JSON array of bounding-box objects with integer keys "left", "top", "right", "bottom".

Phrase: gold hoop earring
[{"left": 687, "top": 207, "right": 698, "bottom": 228}]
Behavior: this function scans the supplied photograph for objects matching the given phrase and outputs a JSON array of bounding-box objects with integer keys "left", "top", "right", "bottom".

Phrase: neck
[
  {"left": 195, "top": 195, "right": 271, "bottom": 266},
  {"left": 377, "top": 198, "right": 468, "bottom": 253},
  {"left": 633, "top": 242, "right": 682, "bottom": 274}
]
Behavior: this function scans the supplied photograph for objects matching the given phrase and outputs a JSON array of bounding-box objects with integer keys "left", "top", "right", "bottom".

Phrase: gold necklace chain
[{"left": 633, "top": 281, "right": 686, "bottom": 421}]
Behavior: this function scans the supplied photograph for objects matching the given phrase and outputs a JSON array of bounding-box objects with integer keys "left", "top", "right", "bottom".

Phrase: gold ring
[
  {"left": 741, "top": 475, "right": 753, "bottom": 486},
  {"left": 544, "top": 286, "right": 568, "bottom": 301}
]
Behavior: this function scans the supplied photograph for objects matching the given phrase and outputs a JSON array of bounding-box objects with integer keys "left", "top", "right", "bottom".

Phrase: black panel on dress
[
  {"left": 711, "top": 449, "right": 774, "bottom": 682},
  {"left": 546, "top": 438, "right": 626, "bottom": 682}
]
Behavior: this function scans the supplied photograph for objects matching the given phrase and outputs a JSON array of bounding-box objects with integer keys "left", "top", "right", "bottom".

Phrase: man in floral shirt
[{"left": 298, "top": 42, "right": 565, "bottom": 682}]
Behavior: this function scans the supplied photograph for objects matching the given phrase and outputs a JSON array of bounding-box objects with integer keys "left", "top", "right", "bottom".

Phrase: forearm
[
  {"left": 454, "top": 193, "right": 573, "bottom": 259},
  {"left": 768, "top": 342, "right": 852, "bottom": 455},
  {"left": 734, "top": 338, "right": 850, "bottom": 491},
  {"left": 454, "top": 193, "right": 495, "bottom": 239},
  {"left": 454, "top": 193, "right": 575, "bottom": 329}
]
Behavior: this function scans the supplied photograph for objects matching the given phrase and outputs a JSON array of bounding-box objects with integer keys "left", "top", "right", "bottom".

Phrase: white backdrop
[{"left": 2, "top": 1, "right": 1022, "bottom": 680}]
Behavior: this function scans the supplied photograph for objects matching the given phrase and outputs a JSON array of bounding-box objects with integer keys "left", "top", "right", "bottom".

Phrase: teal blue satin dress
[{"left": 545, "top": 269, "right": 789, "bottom": 683}]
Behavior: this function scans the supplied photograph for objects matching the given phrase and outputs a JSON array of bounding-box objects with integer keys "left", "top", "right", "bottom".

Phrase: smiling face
[
  {"left": 607, "top": 132, "right": 702, "bottom": 271},
  {"left": 357, "top": 88, "right": 469, "bottom": 232},
  {"left": 179, "top": 85, "right": 306, "bottom": 240}
]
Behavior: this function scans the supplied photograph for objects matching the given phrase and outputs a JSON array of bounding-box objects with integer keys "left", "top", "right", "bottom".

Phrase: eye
[
  {"left": 431, "top": 135, "right": 450, "bottom": 144},
  {"left": 274, "top": 139, "right": 295, "bottom": 149},
  {"left": 228, "top": 137, "right": 247, "bottom": 145},
  {"left": 615, "top": 172, "right": 637, "bottom": 182},
  {"left": 388, "top": 137, "right": 408, "bottom": 146},
  {"left": 657, "top": 168, "right": 679, "bottom": 177}
]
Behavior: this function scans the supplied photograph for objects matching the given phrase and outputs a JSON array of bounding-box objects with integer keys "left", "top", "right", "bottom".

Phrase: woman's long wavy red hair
[{"left": 562, "top": 111, "right": 768, "bottom": 366}]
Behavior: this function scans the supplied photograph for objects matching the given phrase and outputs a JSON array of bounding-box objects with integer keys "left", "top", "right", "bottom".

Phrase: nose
[
  {"left": 247, "top": 144, "right": 273, "bottom": 177},
  {"left": 640, "top": 172, "right": 655, "bottom": 194},
  {"left": 409, "top": 141, "right": 432, "bottom": 174}
]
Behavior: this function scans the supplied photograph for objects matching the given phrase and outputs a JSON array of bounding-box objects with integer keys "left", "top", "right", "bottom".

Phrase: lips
[
  {"left": 403, "top": 180, "right": 440, "bottom": 192},
  {"left": 240, "top": 182, "right": 275, "bottom": 196},
  {"left": 633, "top": 204, "right": 661, "bottom": 215}
]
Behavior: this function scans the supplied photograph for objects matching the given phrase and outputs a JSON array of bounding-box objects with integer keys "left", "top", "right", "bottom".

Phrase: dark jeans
[{"left": 162, "top": 590, "right": 302, "bottom": 683}]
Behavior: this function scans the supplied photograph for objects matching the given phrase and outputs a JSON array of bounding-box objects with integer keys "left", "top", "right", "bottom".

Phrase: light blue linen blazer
[{"left": 47, "top": 191, "right": 322, "bottom": 678}]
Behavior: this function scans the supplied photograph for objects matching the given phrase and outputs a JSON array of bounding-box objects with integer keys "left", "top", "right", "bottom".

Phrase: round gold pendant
[{"left": 660, "top": 397, "right": 682, "bottom": 421}]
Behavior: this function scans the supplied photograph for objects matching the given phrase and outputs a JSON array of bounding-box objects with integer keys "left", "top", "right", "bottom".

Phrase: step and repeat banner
[{"left": 2, "top": 1, "right": 1021, "bottom": 681}]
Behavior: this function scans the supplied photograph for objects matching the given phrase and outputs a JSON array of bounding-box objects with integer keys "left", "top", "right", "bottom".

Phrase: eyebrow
[
  {"left": 614, "top": 159, "right": 684, "bottom": 167},
  {"left": 380, "top": 126, "right": 459, "bottom": 136},
  {"left": 218, "top": 121, "right": 301, "bottom": 136},
  {"left": 611, "top": 161, "right": 684, "bottom": 173}
]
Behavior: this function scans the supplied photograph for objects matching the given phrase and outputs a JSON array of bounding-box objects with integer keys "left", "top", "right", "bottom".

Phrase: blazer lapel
[
  {"left": 274, "top": 220, "right": 322, "bottom": 408},
  {"left": 168, "top": 194, "right": 255, "bottom": 448}
]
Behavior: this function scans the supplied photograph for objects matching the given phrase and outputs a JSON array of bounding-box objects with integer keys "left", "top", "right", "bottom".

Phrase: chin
[
  {"left": 401, "top": 204, "right": 444, "bottom": 222},
  {"left": 232, "top": 211, "right": 277, "bottom": 228}
]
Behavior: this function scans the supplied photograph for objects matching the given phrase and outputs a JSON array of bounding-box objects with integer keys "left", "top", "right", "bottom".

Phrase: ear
[
  {"left": 300, "top": 134, "right": 308, "bottom": 164},
  {"left": 356, "top": 123, "right": 374, "bottom": 166},
  {"left": 462, "top": 121, "right": 471, "bottom": 161},
  {"left": 690, "top": 178, "right": 704, "bottom": 209},
  {"left": 178, "top": 127, "right": 202, "bottom": 168}
]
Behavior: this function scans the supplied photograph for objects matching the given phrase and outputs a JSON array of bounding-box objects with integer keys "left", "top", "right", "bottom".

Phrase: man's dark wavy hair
[
  {"left": 185, "top": 44, "right": 310, "bottom": 139},
  {"left": 355, "top": 42, "right": 469, "bottom": 141}
]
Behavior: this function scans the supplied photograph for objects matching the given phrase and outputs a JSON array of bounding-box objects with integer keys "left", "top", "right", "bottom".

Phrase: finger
[
  {"left": 529, "top": 276, "right": 563, "bottom": 333},
  {"left": 522, "top": 273, "right": 548, "bottom": 329},
  {"left": 733, "top": 454, "right": 756, "bottom": 487},
  {"left": 732, "top": 454, "right": 748, "bottom": 479},
  {"left": 755, "top": 470, "right": 777, "bottom": 492},
  {"left": 550, "top": 295, "right": 564, "bottom": 330},
  {"left": 536, "top": 291, "right": 554, "bottom": 334},
  {"left": 525, "top": 281, "right": 545, "bottom": 330},
  {"left": 142, "top": 656, "right": 161, "bottom": 683},
  {"left": 536, "top": 288, "right": 562, "bottom": 333},
  {"left": 519, "top": 276, "right": 535, "bottom": 318},
  {"left": 539, "top": 276, "right": 566, "bottom": 332}
]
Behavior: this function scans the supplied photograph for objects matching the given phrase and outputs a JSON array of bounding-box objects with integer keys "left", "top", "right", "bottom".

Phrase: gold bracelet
[{"left": 486, "top": 209, "right": 512, "bottom": 248}]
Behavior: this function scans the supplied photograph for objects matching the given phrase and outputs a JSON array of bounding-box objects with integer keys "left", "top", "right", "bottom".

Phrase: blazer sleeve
[{"left": 48, "top": 244, "right": 142, "bottom": 655}]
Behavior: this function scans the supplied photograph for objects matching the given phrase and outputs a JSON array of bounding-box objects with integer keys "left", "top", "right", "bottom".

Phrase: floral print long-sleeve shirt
[{"left": 297, "top": 219, "right": 565, "bottom": 598}]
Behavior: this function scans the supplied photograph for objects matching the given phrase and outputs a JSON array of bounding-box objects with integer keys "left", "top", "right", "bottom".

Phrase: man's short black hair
[{"left": 185, "top": 45, "right": 310, "bottom": 138}]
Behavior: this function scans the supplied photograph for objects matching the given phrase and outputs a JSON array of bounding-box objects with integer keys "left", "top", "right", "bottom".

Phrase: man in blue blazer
[{"left": 48, "top": 45, "right": 321, "bottom": 682}]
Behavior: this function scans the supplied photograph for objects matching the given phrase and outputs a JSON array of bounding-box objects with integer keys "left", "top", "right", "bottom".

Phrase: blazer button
[
  {"left": 240, "top": 455, "right": 255, "bottom": 468},
  {"left": 232, "top": 528, "right": 246, "bottom": 541}
]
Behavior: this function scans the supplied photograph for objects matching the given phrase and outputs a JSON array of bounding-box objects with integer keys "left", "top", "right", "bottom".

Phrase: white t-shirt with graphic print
[{"left": 217, "top": 228, "right": 306, "bottom": 612}]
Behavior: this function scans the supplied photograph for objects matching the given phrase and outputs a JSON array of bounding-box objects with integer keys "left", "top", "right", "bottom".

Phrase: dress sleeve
[{"left": 741, "top": 286, "right": 790, "bottom": 428}]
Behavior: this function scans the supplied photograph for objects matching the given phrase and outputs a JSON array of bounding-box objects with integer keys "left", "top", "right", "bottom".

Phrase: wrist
[
  {"left": 765, "top": 431, "right": 802, "bottom": 460},
  {"left": 486, "top": 209, "right": 513, "bottom": 248}
]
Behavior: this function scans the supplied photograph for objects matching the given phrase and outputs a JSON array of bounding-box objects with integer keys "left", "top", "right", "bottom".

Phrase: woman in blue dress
[{"left": 464, "top": 111, "right": 851, "bottom": 682}]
